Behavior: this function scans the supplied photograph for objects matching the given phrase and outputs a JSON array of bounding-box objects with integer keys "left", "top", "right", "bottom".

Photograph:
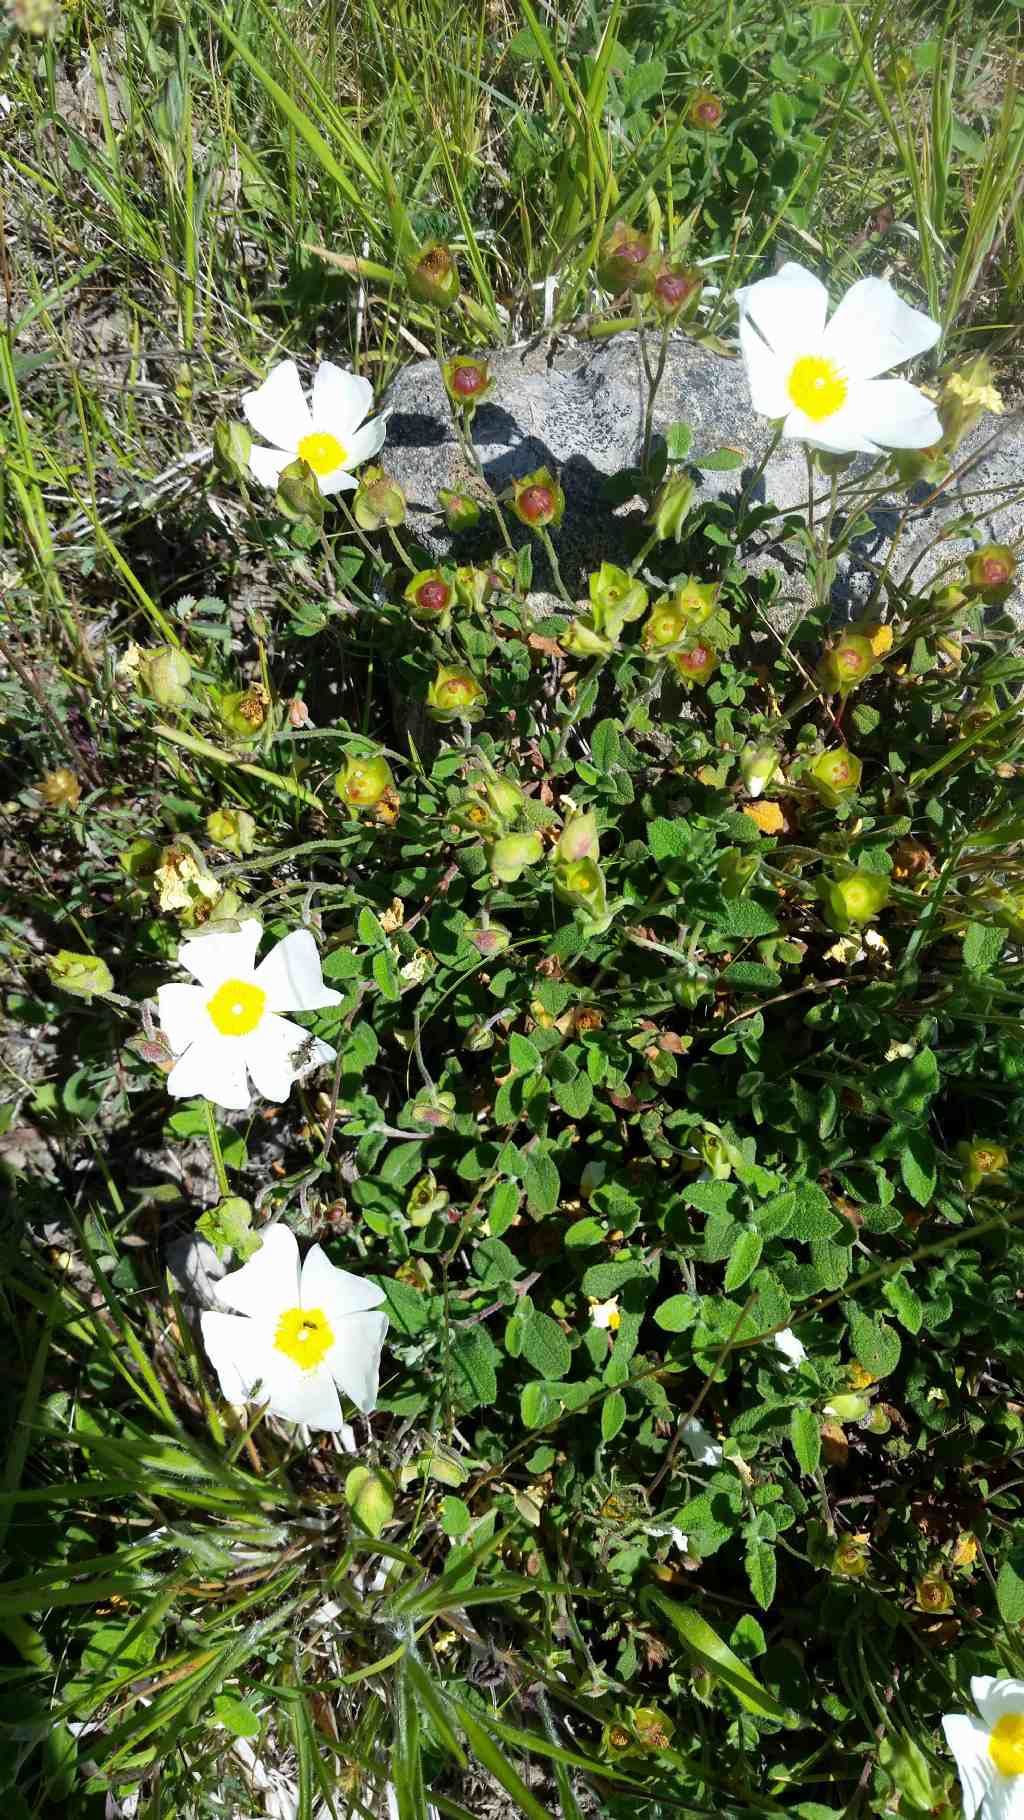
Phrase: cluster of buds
[
  {"left": 406, "top": 240, "right": 460, "bottom": 309},
  {"left": 206, "top": 806, "right": 257, "bottom": 858},
  {"left": 404, "top": 566, "right": 456, "bottom": 629},
  {"left": 334, "top": 751, "right": 399, "bottom": 823},
  {"left": 819, "top": 866, "right": 890, "bottom": 933},
  {"left": 807, "top": 746, "right": 862, "bottom": 808},
  {"left": 507, "top": 466, "right": 564, "bottom": 531},
  {"left": 39, "top": 767, "right": 82, "bottom": 809},
  {"left": 441, "top": 356, "right": 494, "bottom": 417},
  {"left": 438, "top": 488, "right": 482, "bottom": 533},
  {"left": 218, "top": 683, "right": 272, "bottom": 741},
  {"left": 457, "top": 769, "right": 543, "bottom": 885},
  {"left": 562, "top": 563, "right": 649, "bottom": 658},
  {"left": 642, "top": 577, "right": 718, "bottom": 656},
  {"left": 352, "top": 466, "right": 406, "bottom": 531},
  {"left": 598, "top": 221, "right": 657, "bottom": 295},
  {"left": 426, "top": 663, "right": 486, "bottom": 724},
  {"left": 820, "top": 633, "right": 877, "bottom": 698},
  {"left": 956, "top": 1139, "right": 1009, "bottom": 1194},
  {"left": 552, "top": 811, "right": 612, "bottom": 935}
]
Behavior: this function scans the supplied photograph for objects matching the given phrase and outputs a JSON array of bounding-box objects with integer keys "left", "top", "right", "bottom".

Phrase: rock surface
[{"left": 382, "top": 333, "right": 1023, "bottom": 620}]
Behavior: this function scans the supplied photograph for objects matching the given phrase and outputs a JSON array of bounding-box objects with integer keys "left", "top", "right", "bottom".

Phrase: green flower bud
[
  {"left": 915, "top": 1573, "right": 954, "bottom": 1614},
  {"left": 275, "top": 457, "right": 325, "bottom": 523},
  {"left": 206, "top": 806, "right": 257, "bottom": 857},
  {"left": 438, "top": 488, "right": 483, "bottom": 532},
  {"left": 47, "top": 951, "right": 114, "bottom": 999},
  {"left": 820, "top": 633, "right": 877, "bottom": 697},
  {"left": 642, "top": 578, "right": 717, "bottom": 653},
  {"left": 508, "top": 466, "right": 565, "bottom": 530},
  {"left": 700, "top": 1129, "right": 741, "bottom": 1179},
  {"left": 602, "top": 1721, "right": 636, "bottom": 1761},
  {"left": 470, "top": 770, "right": 525, "bottom": 827},
  {"left": 335, "top": 752, "right": 397, "bottom": 812},
  {"left": 832, "top": 1538, "right": 869, "bottom": 1579},
  {"left": 426, "top": 664, "right": 487, "bottom": 724},
  {"left": 344, "top": 1465, "right": 395, "bottom": 1538},
  {"left": 407, "top": 1170, "right": 448, "bottom": 1226},
  {"left": 597, "top": 221, "right": 656, "bottom": 294},
  {"left": 39, "top": 767, "right": 81, "bottom": 809},
  {"left": 218, "top": 685, "right": 271, "bottom": 741},
  {"left": 454, "top": 565, "right": 493, "bottom": 610},
  {"left": 646, "top": 472, "right": 697, "bottom": 543},
  {"left": 629, "top": 1706, "right": 675, "bottom": 1753},
  {"left": 966, "top": 543, "right": 1016, "bottom": 599},
  {"left": 553, "top": 854, "right": 609, "bottom": 925},
  {"left": 825, "top": 1393, "right": 871, "bottom": 1423},
  {"left": 561, "top": 616, "right": 615, "bottom": 658},
  {"left": 819, "top": 867, "right": 890, "bottom": 931},
  {"left": 956, "top": 1139, "right": 1009, "bottom": 1193},
  {"left": 441, "top": 355, "right": 493, "bottom": 412},
  {"left": 718, "top": 848, "right": 759, "bottom": 898},
  {"left": 352, "top": 465, "right": 406, "bottom": 531},
  {"left": 465, "top": 919, "right": 512, "bottom": 959},
  {"left": 555, "top": 812, "right": 599, "bottom": 865},
  {"left": 589, "top": 562, "right": 648, "bottom": 639},
  {"left": 689, "top": 88, "right": 724, "bottom": 129},
  {"left": 404, "top": 567, "right": 455, "bottom": 625},
  {"left": 671, "top": 639, "right": 719, "bottom": 688},
  {"left": 406, "top": 240, "right": 460, "bottom": 308},
  {"left": 807, "top": 747, "right": 862, "bottom": 807},
  {"left": 488, "top": 831, "right": 544, "bottom": 883},
  {"left": 213, "top": 419, "right": 253, "bottom": 485},
  {"left": 651, "top": 263, "right": 703, "bottom": 321},
  {"left": 142, "top": 647, "right": 192, "bottom": 708},
  {"left": 740, "top": 743, "right": 781, "bottom": 798},
  {"left": 672, "top": 966, "right": 714, "bottom": 1009}
]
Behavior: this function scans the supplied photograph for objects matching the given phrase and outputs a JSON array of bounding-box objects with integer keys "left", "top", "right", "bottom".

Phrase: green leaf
[
  {"left": 376, "top": 1276, "right": 434, "bottom": 1336},
  {"left": 875, "top": 1047, "right": 939, "bottom": 1118},
  {"left": 195, "top": 1197, "right": 259, "bottom": 1262},
  {"left": 682, "top": 1180, "right": 738, "bottom": 1217},
  {"left": 696, "top": 447, "right": 746, "bottom": 470},
  {"left": 709, "top": 897, "right": 780, "bottom": 938},
  {"left": 787, "top": 1184, "right": 842, "bottom": 1241},
  {"left": 899, "top": 1131, "right": 936, "bottom": 1207},
  {"left": 789, "top": 1407, "right": 821, "bottom": 1476},
  {"left": 882, "top": 1272, "right": 923, "bottom": 1335},
  {"left": 553, "top": 1071, "right": 594, "bottom": 1120},
  {"left": 373, "top": 946, "right": 402, "bottom": 1001},
  {"left": 591, "top": 719, "right": 621, "bottom": 772},
  {"left": 523, "top": 1149, "right": 560, "bottom": 1218},
  {"left": 848, "top": 1306, "right": 901, "bottom": 1378},
  {"left": 724, "top": 1228, "right": 763, "bottom": 1291},
  {"left": 601, "top": 1390, "right": 627, "bottom": 1442},
  {"left": 963, "top": 921, "right": 1005, "bottom": 975},
  {"left": 520, "top": 1381, "right": 551, "bottom": 1428},
  {"left": 509, "top": 1033, "right": 542, "bottom": 1073},
  {"left": 440, "top": 1496, "right": 472, "bottom": 1538},
  {"left": 996, "top": 1545, "right": 1024, "bottom": 1626},
  {"left": 643, "top": 1595, "right": 796, "bottom": 1723},
  {"left": 666, "top": 421, "right": 693, "bottom": 460},
  {"left": 358, "top": 906, "right": 388, "bottom": 946},
  {"left": 212, "top": 1694, "right": 261, "bottom": 1738},
  {"left": 581, "top": 1260, "right": 650, "bottom": 1298},
  {"left": 521, "top": 1311, "right": 572, "bottom": 1380},
  {"left": 745, "top": 1535, "right": 776, "bottom": 1611},
  {"left": 653, "top": 1294, "right": 698, "bottom": 1332},
  {"left": 450, "top": 1328, "right": 499, "bottom": 1411}
]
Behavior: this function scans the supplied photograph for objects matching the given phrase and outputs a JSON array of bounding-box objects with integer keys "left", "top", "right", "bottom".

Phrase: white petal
[
  {"left": 177, "top": 920, "right": 263, "bottom": 988},
  {"left": 200, "top": 1310, "right": 274, "bottom": 1405},
  {"left": 735, "top": 261, "right": 829, "bottom": 362},
  {"left": 316, "top": 466, "right": 360, "bottom": 497},
  {"left": 242, "top": 1013, "right": 312, "bottom": 1102},
  {"left": 326, "top": 1310, "right": 388, "bottom": 1415},
  {"left": 680, "top": 1416, "right": 723, "bottom": 1466},
  {"left": 738, "top": 315, "right": 791, "bottom": 417},
  {"left": 836, "top": 377, "right": 944, "bottom": 450},
  {"left": 340, "top": 414, "right": 388, "bottom": 470},
  {"left": 214, "top": 1222, "right": 300, "bottom": 1320},
  {"left": 166, "top": 1035, "right": 251, "bottom": 1110},
  {"left": 774, "top": 1327, "right": 807, "bottom": 1369},
  {"left": 300, "top": 1243, "right": 387, "bottom": 1320},
  {"left": 974, "top": 1682, "right": 1024, "bottom": 1730},
  {"left": 242, "top": 359, "right": 312, "bottom": 451},
  {"left": 310, "top": 360, "right": 374, "bottom": 437},
  {"left": 821, "top": 276, "right": 940, "bottom": 381},
  {"left": 254, "top": 929, "right": 342, "bottom": 1013},
  {"left": 156, "top": 982, "right": 209, "bottom": 1055},
  {"left": 782, "top": 405, "right": 878, "bottom": 456},
  {"left": 248, "top": 445, "right": 293, "bottom": 491},
  {"left": 942, "top": 1714, "right": 999, "bottom": 1820},
  {"left": 262, "top": 1352, "right": 345, "bottom": 1428}
]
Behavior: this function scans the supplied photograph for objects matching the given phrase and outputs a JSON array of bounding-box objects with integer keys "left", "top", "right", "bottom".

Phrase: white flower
[
  {"left": 201, "top": 1223, "right": 388, "bottom": 1427},
  {"left": 680, "top": 1416, "right": 723, "bottom": 1466},
  {"left": 773, "top": 1327, "right": 807, "bottom": 1371},
  {"left": 943, "top": 1677, "right": 1024, "bottom": 1820},
  {"left": 735, "top": 261, "right": 942, "bottom": 455},
  {"left": 157, "top": 918, "right": 341, "bottom": 1111},
  {"left": 589, "top": 1295, "right": 621, "bottom": 1331},
  {"left": 242, "top": 357, "right": 387, "bottom": 495}
]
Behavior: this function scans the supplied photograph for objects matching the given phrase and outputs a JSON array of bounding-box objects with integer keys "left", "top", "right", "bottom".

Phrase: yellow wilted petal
[{"left": 743, "top": 801, "right": 786, "bottom": 833}]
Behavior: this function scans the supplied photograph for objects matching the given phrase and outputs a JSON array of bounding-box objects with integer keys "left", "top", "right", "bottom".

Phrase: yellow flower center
[
  {"left": 207, "top": 978, "right": 266, "bottom": 1037},
  {"left": 273, "top": 1306, "right": 335, "bottom": 1370},
  {"left": 297, "top": 431, "right": 347, "bottom": 477},
  {"left": 788, "top": 355, "right": 848, "bottom": 422},
  {"left": 990, "top": 1715, "right": 1024, "bottom": 1776}
]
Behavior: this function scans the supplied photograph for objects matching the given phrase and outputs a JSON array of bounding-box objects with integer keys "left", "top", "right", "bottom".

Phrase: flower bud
[
  {"left": 40, "top": 767, "right": 82, "bottom": 809},
  {"left": 651, "top": 263, "right": 703, "bottom": 321},
  {"left": 553, "top": 854, "right": 609, "bottom": 927},
  {"left": 646, "top": 472, "right": 697, "bottom": 543},
  {"left": 345, "top": 1465, "right": 396, "bottom": 1538},
  {"left": 629, "top": 1706, "right": 674, "bottom": 1754},
  {"left": 454, "top": 565, "right": 494, "bottom": 610},
  {"left": 671, "top": 640, "right": 719, "bottom": 688},
  {"left": 206, "top": 806, "right": 257, "bottom": 857},
  {"left": 602, "top": 1722, "right": 636, "bottom": 1761},
  {"left": 487, "top": 831, "right": 544, "bottom": 883},
  {"left": 555, "top": 811, "right": 599, "bottom": 865},
  {"left": 465, "top": 919, "right": 511, "bottom": 959},
  {"left": 825, "top": 1392, "right": 871, "bottom": 1423},
  {"left": 142, "top": 647, "right": 192, "bottom": 708},
  {"left": 642, "top": 578, "right": 717, "bottom": 654},
  {"left": 820, "top": 633, "right": 877, "bottom": 697},
  {"left": 335, "top": 752, "right": 397, "bottom": 812},
  {"left": 689, "top": 89, "right": 724, "bottom": 129},
  {"left": 47, "top": 951, "right": 114, "bottom": 999},
  {"left": 819, "top": 868, "right": 890, "bottom": 932},
  {"left": 561, "top": 617, "right": 615, "bottom": 658},
  {"left": 589, "top": 562, "right": 648, "bottom": 639},
  {"left": 441, "top": 356, "right": 493, "bottom": 412},
  {"left": 597, "top": 221, "right": 656, "bottom": 294},
  {"left": 807, "top": 747, "right": 862, "bottom": 807},
  {"left": 352, "top": 465, "right": 406, "bottom": 531},
  {"left": 404, "top": 568, "right": 455, "bottom": 625},
  {"left": 718, "top": 848, "right": 759, "bottom": 898},
  {"left": 832, "top": 1538, "right": 869, "bottom": 1579},
  {"left": 966, "top": 543, "right": 1016, "bottom": 598},
  {"left": 426, "top": 664, "right": 487, "bottom": 723},
  {"left": 956, "top": 1139, "right": 1009, "bottom": 1193},
  {"left": 508, "top": 466, "right": 565, "bottom": 530},
  {"left": 470, "top": 770, "right": 525, "bottom": 827},
  {"left": 740, "top": 743, "right": 781, "bottom": 798},
  {"left": 701, "top": 1129, "right": 741, "bottom": 1178},
  {"left": 406, "top": 240, "right": 460, "bottom": 308},
  {"left": 915, "top": 1573, "right": 954, "bottom": 1614},
  {"left": 438, "top": 488, "right": 482, "bottom": 532},
  {"left": 275, "top": 458, "right": 325, "bottom": 523},
  {"left": 218, "top": 685, "right": 271, "bottom": 740},
  {"left": 213, "top": 418, "right": 253, "bottom": 485}
]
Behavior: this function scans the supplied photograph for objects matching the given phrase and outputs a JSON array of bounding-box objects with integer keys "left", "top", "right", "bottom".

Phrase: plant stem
[
  {"left": 432, "top": 315, "right": 514, "bottom": 552},
  {"left": 204, "top": 1100, "right": 229, "bottom": 1198},
  {"left": 640, "top": 316, "right": 671, "bottom": 475},
  {"left": 386, "top": 525, "right": 417, "bottom": 573},
  {"left": 552, "top": 656, "right": 607, "bottom": 766},
  {"left": 628, "top": 525, "right": 661, "bottom": 579},
  {"left": 154, "top": 723, "right": 325, "bottom": 812},
  {"left": 538, "top": 525, "right": 574, "bottom": 608}
]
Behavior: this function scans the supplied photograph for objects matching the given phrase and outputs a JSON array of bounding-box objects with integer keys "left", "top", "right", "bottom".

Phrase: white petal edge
[
  {"left": 326, "top": 1309, "right": 389, "bottom": 1415},
  {"left": 310, "top": 360, "right": 374, "bottom": 438},
  {"left": 315, "top": 466, "right": 360, "bottom": 497},
  {"left": 255, "top": 928, "right": 342, "bottom": 1013},
  {"left": 338, "top": 414, "right": 388, "bottom": 471},
  {"left": 820, "top": 275, "right": 941, "bottom": 382},
  {"left": 836, "top": 377, "right": 944, "bottom": 450},
  {"left": 973, "top": 1680, "right": 1024, "bottom": 1730},
  {"left": 257, "top": 1354, "right": 345, "bottom": 1429},
  {"left": 156, "top": 982, "right": 209, "bottom": 1055},
  {"left": 243, "top": 1013, "right": 312, "bottom": 1102},
  {"left": 735, "top": 261, "right": 829, "bottom": 364},
  {"left": 941, "top": 1714, "right": 999, "bottom": 1820},
  {"left": 301, "top": 1242, "right": 388, "bottom": 1320},
  {"left": 248, "top": 444, "right": 293, "bottom": 491},
  {"left": 738, "top": 315, "right": 791, "bottom": 418},
  {"left": 242, "top": 358, "right": 312, "bottom": 452},
  {"left": 166, "top": 1035, "right": 251, "bottom": 1110},
  {"left": 781, "top": 404, "right": 879, "bottom": 456},
  {"left": 201, "top": 1309, "right": 274, "bottom": 1405},
  {"left": 177, "top": 919, "right": 263, "bottom": 989},
  {"left": 774, "top": 1327, "right": 807, "bottom": 1368},
  {"left": 214, "top": 1222, "right": 300, "bottom": 1320}
]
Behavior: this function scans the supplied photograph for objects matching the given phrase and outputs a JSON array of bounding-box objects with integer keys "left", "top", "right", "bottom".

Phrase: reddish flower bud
[
  {"left": 652, "top": 264, "right": 703, "bottom": 321},
  {"left": 404, "top": 568, "right": 455, "bottom": 624},
  {"left": 508, "top": 466, "right": 565, "bottom": 530},
  {"left": 671, "top": 641, "right": 719, "bottom": 687},
  {"left": 967, "top": 544, "right": 1016, "bottom": 596},
  {"left": 597, "top": 221, "right": 656, "bottom": 295},
  {"left": 689, "top": 89, "right": 724, "bottom": 129}
]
